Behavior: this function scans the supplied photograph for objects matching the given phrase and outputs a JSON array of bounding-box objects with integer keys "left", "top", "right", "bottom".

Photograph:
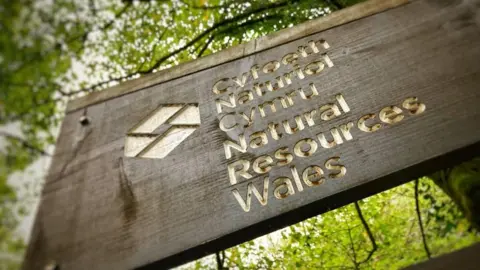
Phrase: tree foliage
[{"left": 430, "top": 158, "right": 480, "bottom": 231}]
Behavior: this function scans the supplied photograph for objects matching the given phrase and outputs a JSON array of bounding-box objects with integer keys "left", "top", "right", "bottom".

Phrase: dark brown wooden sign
[{"left": 24, "top": 0, "right": 480, "bottom": 269}]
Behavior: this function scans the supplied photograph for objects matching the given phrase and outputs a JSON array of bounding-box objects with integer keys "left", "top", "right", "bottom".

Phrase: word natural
[
  {"left": 225, "top": 97, "right": 426, "bottom": 183},
  {"left": 211, "top": 39, "right": 426, "bottom": 212},
  {"left": 226, "top": 96, "right": 425, "bottom": 211}
]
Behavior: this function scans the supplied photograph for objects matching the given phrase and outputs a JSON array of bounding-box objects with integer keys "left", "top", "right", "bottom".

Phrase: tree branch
[
  {"left": 196, "top": 13, "right": 282, "bottom": 57},
  {"left": 415, "top": 179, "right": 432, "bottom": 259},
  {"left": 181, "top": 2, "right": 228, "bottom": 10},
  {"left": 98, "top": 3, "right": 132, "bottom": 31},
  {"left": 0, "top": 131, "right": 51, "bottom": 156},
  {"left": 58, "top": 2, "right": 287, "bottom": 97},
  {"left": 327, "top": 0, "right": 344, "bottom": 10},
  {"left": 89, "top": 0, "right": 97, "bottom": 16},
  {"left": 197, "top": 35, "right": 215, "bottom": 58},
  {"left": 346, "top": 226, "right": 359, "bottom": 270},
  {"left": 61, "top": 73, "right": 133, "bottom": 97},
  {"left": 355, "top": 201, "right": 378, "bottom": 265},
  {"left": 218, "top": 13, "right": 283, "bottom": 35},
  {"left": 215, "top": 251, "right": 225, "bottom": 270},
  {"left": 142, "top": 0, "right": 299, "bottom": 73},
  {"left": 69, "top": 2, "right": 132, "bottom": 54},
  {"left": 122, "top": 0, "right": 168, "bottom": 2},
  {"left": 179, "top": 0, "right": 249, "bottom": 10}
]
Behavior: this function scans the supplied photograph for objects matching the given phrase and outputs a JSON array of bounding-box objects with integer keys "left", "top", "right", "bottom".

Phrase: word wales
[{"left": 211, "top": 39, "right": 426, "bottom": 212}]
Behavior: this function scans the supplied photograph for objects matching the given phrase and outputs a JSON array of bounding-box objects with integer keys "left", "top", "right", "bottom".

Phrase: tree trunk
[{"left": 430, "top": 158, "right": 480, "bottom": 230}]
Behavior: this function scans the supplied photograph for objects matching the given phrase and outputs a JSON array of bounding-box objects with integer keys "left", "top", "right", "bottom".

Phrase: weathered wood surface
[{"left": 23, "top": 0, "right": 480, "bottom": 269}]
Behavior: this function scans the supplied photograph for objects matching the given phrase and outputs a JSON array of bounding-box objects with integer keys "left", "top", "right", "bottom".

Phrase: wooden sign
[{"left": 24, "top": 0, "right": 480, "bottom": 269}]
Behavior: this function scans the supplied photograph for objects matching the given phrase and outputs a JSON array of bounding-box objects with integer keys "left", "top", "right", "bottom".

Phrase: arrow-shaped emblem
[{"left": 124, "top": 104, "right": 200, "bottom": 159}]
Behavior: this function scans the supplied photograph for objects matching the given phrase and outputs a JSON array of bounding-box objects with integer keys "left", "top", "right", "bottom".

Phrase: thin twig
[
  {"left": 415, "top": 179, "right": 432, "bottom": 259},
  {"left": 404, "top": 216, "right": 416, "bottom": 245},
  {"left": 346, "top": 226, "right": 359, "bottom": 270},
  {"left": 0, "top": 131, "right": 51, "bottom": 156},
  {"left": 143, "top": 0, "right": 299, "bottom": 73},
  {"left": 61, "top": 73, "right": 132, "bottom": 97},
  {"left": 197, "top": 35, "right": 215, "bottom": 58},
  {"left": 215, "top": 251, "right": 225, "bottom": 269},
  {"left": 63, "top": 5, "right": 286, "bottom": 96},
  {"left": 89, "top": 0, "right": 97, "bottom": 16},
  {"left": 327, "top": 0, "right": 344, "bottom": 10},
  {"left": 354, "top": 201, "right": 378, "bottom": 265},
  {"left": 180, "top": 0, "right": 247, "bottom": 10}
]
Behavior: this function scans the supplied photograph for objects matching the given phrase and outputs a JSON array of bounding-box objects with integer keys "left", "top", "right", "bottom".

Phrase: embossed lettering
[
  {"left": 253, "top": 155, "right": 274, "bottom": 174},
  {"left": 403, "top": 97, "right": 426, "bottom": 115},
  {"left": 294, "top": 138, "right": 318, "bottom": 157},
  {"left": 224, "top": 134, "right": 247, "bottom": 159},
  {"left": 215, "top": 93, "right": 236, "bottom": 113},
  {"left": 380, "top": 106, "right": 404, "bottom": 124},
  {"left": 273, "top": 177, "right": 295, "bottom": 199},
  {"left": 358, "top": 114, "right": 381, "bottom": 132},
  {"left": 232, "top": 177, "right": 269, "bottom": 212},
  {"left": 228, "top": 159, "right": 252, "bottom": 185},
  {"left": 302, "top": 166, "right": 325, "bottom": 186},
  {"left": 325, "top": 157, "right": 346, "bottom": 179}
]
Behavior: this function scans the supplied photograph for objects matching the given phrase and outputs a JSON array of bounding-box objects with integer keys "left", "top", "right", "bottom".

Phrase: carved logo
[{"left": 124, "top": 104, "right": 200, "bottom": 159}]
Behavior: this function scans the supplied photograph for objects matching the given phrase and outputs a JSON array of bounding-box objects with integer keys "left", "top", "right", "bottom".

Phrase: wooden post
[{"left": 23, "top": 0, "right": 480, "bottom": 269}]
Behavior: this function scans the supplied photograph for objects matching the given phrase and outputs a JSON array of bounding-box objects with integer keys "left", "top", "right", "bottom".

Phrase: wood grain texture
[
  {"left": 66, "top": 0, "right": 409, "bottom": 113},
  {"left": 24, "top": 0, "right": 480, "bottom": 269}
]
